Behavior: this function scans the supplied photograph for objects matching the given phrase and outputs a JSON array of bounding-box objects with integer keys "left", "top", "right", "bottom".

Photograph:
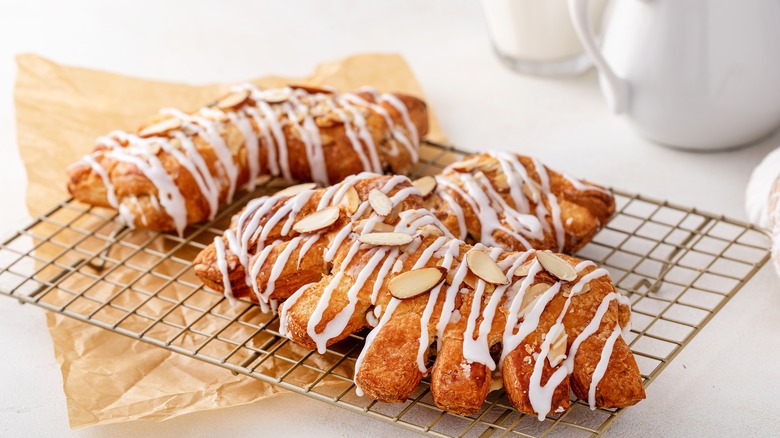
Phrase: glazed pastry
[
  {"left": 424, "top": 152, "right": 615, "bottom": 253},
  {"left": 193, "top": 174, "right": 645, "bottom": 417},
  {"left": 67, "top": 84, "right": 428, "bottom": 235}
]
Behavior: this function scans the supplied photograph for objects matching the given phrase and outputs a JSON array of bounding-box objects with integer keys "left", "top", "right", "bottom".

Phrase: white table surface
[{"left": 1, "top": 1, "right": 779, "bottom": 437}]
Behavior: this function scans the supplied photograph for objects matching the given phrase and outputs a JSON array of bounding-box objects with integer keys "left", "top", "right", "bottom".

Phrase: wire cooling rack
[{"left": 0, "top": 140, "right": 771, "bottom": 437}]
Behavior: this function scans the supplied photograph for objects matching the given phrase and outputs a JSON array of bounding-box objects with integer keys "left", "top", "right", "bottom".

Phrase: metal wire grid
[{"left": 0, "top": 140, "right": 771, "bottom": 437}]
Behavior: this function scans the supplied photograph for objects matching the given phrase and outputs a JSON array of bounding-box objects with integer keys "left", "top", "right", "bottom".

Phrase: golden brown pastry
[
  {"left": 66, "top": 84, "right": 428, "bottom": 234},
  {"left": 423, "top": 152, "right": 615, "bottom": 253},
  {"left": 193, "top": 174, "right": 644, "bottom": 418}
]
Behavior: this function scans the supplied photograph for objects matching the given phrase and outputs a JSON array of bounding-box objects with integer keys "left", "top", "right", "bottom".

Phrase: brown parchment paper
[{"left": 14, "top": 53, "right": 446, "bottom": 428}]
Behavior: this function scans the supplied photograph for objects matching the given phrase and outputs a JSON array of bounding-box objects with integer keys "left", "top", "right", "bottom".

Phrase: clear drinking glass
[{"left": 481, "top": 0, "right": 609, "bottom": 77}]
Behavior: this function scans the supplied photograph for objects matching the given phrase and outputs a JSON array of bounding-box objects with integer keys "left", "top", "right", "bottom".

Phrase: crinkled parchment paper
[{"left": 14, "top": 53, "right": 445, "bottom": 428}]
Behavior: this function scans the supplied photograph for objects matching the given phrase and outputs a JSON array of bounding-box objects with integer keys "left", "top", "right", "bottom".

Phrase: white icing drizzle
[
  {"left": 213, "top": 236, "right": 236, "bottom": 305},
  {"left": 434, "top": 152, "right": 581, "bottom": 251},
  {"left": 81, "top": 84, "right": 419, "bottom": 233},
  {"left": 589, "top": 324, "right": 622, "bottom": 409},
  {"left": 206, "top": 174, "right": 630, "bottom": 418}
]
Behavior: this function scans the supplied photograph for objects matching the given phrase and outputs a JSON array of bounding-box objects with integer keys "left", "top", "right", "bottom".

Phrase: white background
[{"left": 1, "top": 1, "right": 779, "bottom": 437}]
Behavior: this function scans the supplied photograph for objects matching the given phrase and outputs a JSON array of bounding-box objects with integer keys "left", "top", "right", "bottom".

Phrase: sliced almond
[
  {"left": 493, "top": 173, "right": 509, "bottom": 191},
  {"left": 368, "top": 189, "right": 393, "bottom": 216},
  {"left": 262, "top": 88, "right": 291, "bottom": 104},
  {"left": 479, "top": 160, "right": 500, "bottom": 172},
  {"left": 388, "top": 267, "right": 447, "bottom": 299},
  {"left": 276, "top": 182, "right": 317, "bottom": 197},
  {"left": 358, "top": 232, "right": 413, "bottom": 246},
  {"left": 547, "top": 325, "right": 568, "bottom": 367},
  {"left": 451, "top": 157, "right": 479, "bottom": 172},
  {"left": 563, "top": 282, "right": 591, "bottom": 298},
  {"left": 412, "top": 176, "right": 437, "bottom": 197},
  {"left": 339, "top": 185, "right": 360, "bottom": 214},
  {"left": 519, "top": 283, "right": 551, "bottom": 317},
  {"left": 216, "top": 89, "right": 250, "bottom": 110},
  {"left": 139, "top": 117, "right": 182, "bottom": 137},
  {"left": 522, "top": 182, "right": 540, "bottom": 202},
  {"left": 536, "top": 251, "right": 577, "bottom": 282},
  {"left": 289, "top": 84, "right": 334, "bottom": 95},
  {"left": 466, "top": 251, "right": 509, "bottom": 285},
  {"left": 513, "top": 259, "right": 534, "bottom": 277},
  {"left": 292, "top": 206, "right": 339, "bottom": 233},
  {"left": 353, "top": 221, "right": 394, "bottom": 234},
  {"left": 315, "top": 117, "right": 337, "bottom": 128}
]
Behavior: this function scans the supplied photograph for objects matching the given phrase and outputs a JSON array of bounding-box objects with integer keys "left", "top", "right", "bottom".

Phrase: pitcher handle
[{"left": 568, "top": 0, "right": 629, "bottom": 114}]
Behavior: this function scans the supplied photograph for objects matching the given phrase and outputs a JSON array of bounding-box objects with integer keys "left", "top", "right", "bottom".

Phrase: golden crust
[
  {"left": 67, "top": 87, "right": 428, "bottom": 232},
  {"left": 193, "top": 175, "right": 644, "bottom": 418},
  {"left": 427, "top": 153, "right": 615, "bottom": 253}
]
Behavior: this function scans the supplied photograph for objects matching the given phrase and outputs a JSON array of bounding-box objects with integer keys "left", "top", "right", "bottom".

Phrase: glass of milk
[{"left": 481, "top": 0, "right": 609, "bottom": 77}]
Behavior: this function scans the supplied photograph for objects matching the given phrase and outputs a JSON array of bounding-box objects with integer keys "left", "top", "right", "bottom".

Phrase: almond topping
[
  {"left": 519, "top": 283, "right": 551, "bottom": 317},
  {"left": 292, "top": 206, "right": 339, "bottom": 233},
  {"left": 493, "top": 173, "right": 509, "bottom": 191},
  {"left": 358, "top": 232, "right": 414, "bottom": 246},
  {"left": 262, "top": 88, "right": 291, "bottom": 104},
  {"left": 521, "top": 182, "right": 540, "bottom": 202},
  {"left": 216, "top": 89, "right": 250, "bottom": 110},
  {"left": 536, "top": 251, "right": 577, "bottom": 282},
  {"left": 388, "top": 267, "right": 447, "bottom": 299},
  {"left": 353, "top": 221, "right": 394, "bottom": 234},
  {"left": 466, "top": 250, "right": 509, "bottom": 285},
  {"left": 412, "top": 176, "right": 437, "bottom": 197},
  {"left": 276, "top": 182, "right": 317, "bottom": 197},
  {"left": 368, "top": 189, "right": 393, "bottom": 216},
  {"left": 563, "top": 282, "right": 591, "bottom": 298},
  {"left": 340, "top": 185, "right": 360, "bottom": 214},
  {"left": 289, "top": 84, "right": 334, "bottom": 95},
  {"left": 513, "top": 259, "right": 534, "bottom": 277},
  {"left": 139, "top": 117, "right": 182, "bottom": 137},
  {"left": 547, "top": 324, "right": 568, "bottom": 367},
  {"left": 451, "top": 157, "right": 479, "bottom": 172}
]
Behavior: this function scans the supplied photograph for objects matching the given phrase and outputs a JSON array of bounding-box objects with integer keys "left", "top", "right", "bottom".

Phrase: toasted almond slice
[
  {"left": 547, "top": 325, "right": 568, "bottom": 367},
  {"left": 340, "top": 185, "right": 360, "bottom": 214},
  {"left": 217, "top": 89, "right": 250, "bottom": 110},
  {"left": 358, "top": 232, "right": 413, "bottom": 246},
  {"left": 289, "top": 84, "right": 334, "bottom": 95},
  {"left": 493, "top": 173, "right": 509, "bottom": 191},
  {"left": 263, "top": 88, "right": 291, "bottom": 103},
  {"left": 292, "top": 206, "right": 339, "bottom": 233},
  {"left": 452, "top": 157, "right": 479, "bottom": 172},
  {"left": 139, "top": 117, "right": 182, "bottom": 137},
  {"left": 353, "top": 220, "right": 394, "bottom": 234},
  {"left": 563, "top": 282, "right": 591, "bottom": 298},
  {"left": 479, "top": 160, "right": 500, "bottom": 172},
  {"left": 277, "top": 182, "right": 317, "bottom": 197},
  {"left": 519, "top": 283, "right": 551, "bottom": 317},
  {"left": 536, "top": 251, "right": 577, "bottom": 282},
  {"left": 368, "top": 189, "right": 393, "bottom": 216},
  {"left": 388, "top": 267, "right": 447, "bottom": 299},
  {"left": 522, "top": 181, "right": 540, "bottom": 202},
  {"left": 513, "top": 259, "right": 534, "bottom": 277},
  {"left": 466, "top": 250, "right": 509, "bottom": 285},
  {"left": 412, "top": 176, "right": 437, "bottom": 197}
]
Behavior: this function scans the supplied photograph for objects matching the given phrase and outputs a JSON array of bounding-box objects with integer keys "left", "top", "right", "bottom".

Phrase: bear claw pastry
[
  {"left": 193, "top": 173, "right": 644, "bottom": 418},
  {"left": 66, "top": 84, "right": 428, "bottom": 234}
]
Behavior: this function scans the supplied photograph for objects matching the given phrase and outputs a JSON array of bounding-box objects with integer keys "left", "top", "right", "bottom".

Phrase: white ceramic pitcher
[{"left": 569, "top": 0, "right": 780, "bottom": 150}]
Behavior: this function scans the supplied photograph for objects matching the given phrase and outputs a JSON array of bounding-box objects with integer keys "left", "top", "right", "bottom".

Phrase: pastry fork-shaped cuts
[
  {"left": 193, "top": 175, "right": 644, "bottom": 418},
  {"left": 67, "top": 85, "right": 428, "bottom": 234}
]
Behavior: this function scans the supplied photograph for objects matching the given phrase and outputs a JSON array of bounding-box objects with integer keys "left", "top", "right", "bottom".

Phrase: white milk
[{"left": 482, "top": 0, "right": 608, "bottom": 75}]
